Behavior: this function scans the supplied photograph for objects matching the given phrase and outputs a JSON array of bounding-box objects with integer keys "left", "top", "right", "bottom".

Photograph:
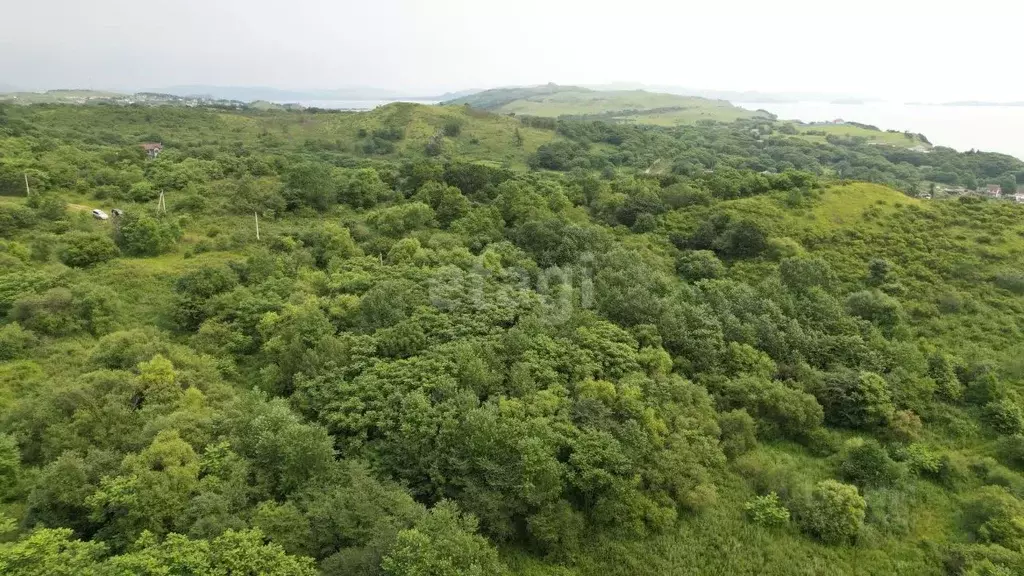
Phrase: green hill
[
  {"left": 445, "top": 84, "right": 768, "bottom": 125},
  {"left": 2, "top": 101, "right": 1024, "bottom": 576}
]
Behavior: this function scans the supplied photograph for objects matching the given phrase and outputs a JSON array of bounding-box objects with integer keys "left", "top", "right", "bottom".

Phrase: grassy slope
[
  {"left": 789, "top": 123, "right": 932, "bottom": 150},
  {"left": 447, "top": 85, "right": 765, "bottom": 125}
]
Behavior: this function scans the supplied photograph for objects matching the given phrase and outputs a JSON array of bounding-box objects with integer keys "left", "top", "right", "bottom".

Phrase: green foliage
[
  {"left": 1, "top": 101, "right": 1024, "bottom": 576},
  {"left": 0, "top": 322, "right": 36, "bottom": 360},
  {"left": 838, "top": 438, "right": 902, "bottom": 487},
  {"left": 0, "top": 528, "right": 317, "bottom": 575},
  {"left": 115, "top": 212, "right": 181, "bottom": 256},
  {"left": 744, "top": 492, "right": 790, "bottom": 527},
  {"left": 718, "top": 409, "right": 758, "bottom": 459},
  {"left": 677, "top": 250, "right": 725, "bottom": 281},
  {"left": 801, "top": 480, "right": 866, "bottom": 544},
  {"left": 816, "top": 370, "right": 895, "bottom": 429},
  {"left": 58, "top": 232, "right": 120, "bottom": 268},
  {"left": 985, "top": 398, "right": 1024, "bottom": 435},
  {"left": 381, "top": 501, "right": 507, "bottom": 576},
  {"left": 963, "top": 486, "right": 1024, "bottom": 549},
  {"left": 845, "top": 289, "right": 903, "bottom": 333}
]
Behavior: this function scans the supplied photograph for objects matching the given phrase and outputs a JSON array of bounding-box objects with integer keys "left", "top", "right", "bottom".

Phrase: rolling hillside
[{"left": 445, "top": 84, "right": 768, "bottom": 125}]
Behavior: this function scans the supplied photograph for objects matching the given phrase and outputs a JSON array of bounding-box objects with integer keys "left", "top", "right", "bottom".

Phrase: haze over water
[{"left": 738, "top": 101, "right": 1024, "bottom": 161}]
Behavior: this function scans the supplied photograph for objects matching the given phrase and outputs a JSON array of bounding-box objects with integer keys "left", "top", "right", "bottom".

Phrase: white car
[{"left": 91, "top": 209, "right": 109, "bottom": 220}]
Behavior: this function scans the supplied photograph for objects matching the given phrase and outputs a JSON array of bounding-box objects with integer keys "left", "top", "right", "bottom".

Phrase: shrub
[
  {"left": 964, "top": 365, "right": 1007, "bottom": 406},
  {"left": 9, "top": 284, "right": 118, "bottom": 336},
  {"left": 442, "top": 119, "right": 463, "bottom": 137},
  {"left": 845, "top": 289, "right": 903, "bottom": 333},
  {"left": 996, "top": 435, "right": 1024, "bottom": 470},
  {"left": 838, "top": 438, "right": 902, "bottom": 488},
  {"left": 963, "top": 485, "right": 1024, "bottom": 549},
  {"left": 901, "top": 443, "right": 943, "bottom": 476},
  {"left": 816, "top": 370, "right": 895, "bottom": 429},
  {"left": 115, "top": 212, "right": 182, "bottom": 256},
  {"left": 718, "top": 409, "right": 758, "bottom": 459},
  {"left": 0, "top": 323, "right": 37, "bottom": 361},
  {"left": 994, "top": 272, "right": 1024, "bottom": 295},
  {"left": 58, "top": 232, "right": 120, "bottom": 267},
  {"left": 677, "top": 250, "right": 725, "bottom": 281},
  {"left": 744, "top": 492, "right": 790, "bottom": 527},
  {"left": 779, "top": 256, "right": 836, "bottom": 294},
  {"left": 887, "top": 410, "right": 923, "bottom": 443},
  {"left": 801, "top": 480, "right": 866, "bottom": 544},
  {"left": 984, "top": 398, "right": 1024, "bottom": 435},
  {"left": 713, "top": 219, "right": 769, "bottom": 258}
]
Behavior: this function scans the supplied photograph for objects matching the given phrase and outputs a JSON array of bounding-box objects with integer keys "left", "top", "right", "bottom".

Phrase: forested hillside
[{"left": 2, "top": 101, "right": 1024, "bottom": 575}]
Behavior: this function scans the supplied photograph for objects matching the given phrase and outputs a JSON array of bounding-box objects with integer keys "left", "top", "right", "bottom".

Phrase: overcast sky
[{"left": 1, "top": 0, "right": 1020, "bottom": 101}]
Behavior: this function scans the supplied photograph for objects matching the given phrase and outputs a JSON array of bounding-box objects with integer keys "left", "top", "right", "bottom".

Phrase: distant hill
[
  {"left": 585, "top": 83, "right": 870, "bottom": 104},
  {"left": 443, "top": 84, "right": 769, "bottom": 125},
  {"left": 157, "top": 85, "right": 443, "bottom": 102},
  {"left": 0, "top": 89, "right": 126, "bottom": 104}
]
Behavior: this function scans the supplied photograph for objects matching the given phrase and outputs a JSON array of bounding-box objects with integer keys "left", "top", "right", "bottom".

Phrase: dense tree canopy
[{"left": 0, "top": 100, "right": 1024, "bottom": 575}]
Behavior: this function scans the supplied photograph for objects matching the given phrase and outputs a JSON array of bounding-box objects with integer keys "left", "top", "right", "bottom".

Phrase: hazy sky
[{"left": 1, "top": 0, "right": 1020, "bottom": 101}]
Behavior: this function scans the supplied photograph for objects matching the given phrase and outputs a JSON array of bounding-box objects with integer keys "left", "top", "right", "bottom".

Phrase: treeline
[{"left": 519, "top": 115, "right": 1024, "bottom": 195}]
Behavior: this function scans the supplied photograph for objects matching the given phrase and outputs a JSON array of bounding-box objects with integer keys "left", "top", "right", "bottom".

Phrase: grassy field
[
  {"left": 789, "top": 123, "right": 931, "bottom": 150},
  {"left": 446, "top": 85, "right": 766, "bottom": 125}
]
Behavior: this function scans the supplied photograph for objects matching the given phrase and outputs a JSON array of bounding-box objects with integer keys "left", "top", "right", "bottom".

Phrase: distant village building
[
  {"left": 139, "top": 142, "right": 163, "bottom": 159},
  {"left": 985, "top": 184, "right": 1002, "bottom": 197}
]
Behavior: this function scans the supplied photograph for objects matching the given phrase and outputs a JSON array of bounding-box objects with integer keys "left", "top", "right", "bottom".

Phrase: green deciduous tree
[
  {"left": 802, "top": 480, "right": 866, "bottom": 544},
  {"left": 115, "top": 212, "right": 181, "bottom": 256},
  {"left": 381, "top": 501, "right": 506, "bottom": 576},
  {"left": 58, "top": 232, "right": 119, "bottom": 267}
]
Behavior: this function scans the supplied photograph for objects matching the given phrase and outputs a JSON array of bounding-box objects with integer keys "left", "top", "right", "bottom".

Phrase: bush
[
  {"left": 719, "top": 409, "right": 758, "bottom": 459},
  {"left": 845, "top": 289, "right": 903, "bottom": 333},
  {"left": 58, "top": 232, "right": 120, "bottom": 267},
  {"left": 816, "top": 370, "right": 895, "bottom": 429},
  {"left": 115, "top": 212, "right": 182, "bottom": 256},
  {"left": 9, "top": 284, "right": 118, "bottom": 336},
  {"left": 887, "top": 410, "right": 923, "bottom": 443},
  {"left": 660, "top": 183, "right": 712, "bottom": 209},
  {"left": 380, "top": 500, "right": 507, "bottom": 576},
  {"left": 994, "top": 273, "right": 1024, "bottom": 295},
  {"left": 0, "top": 323, "right": 37, "bottom": 360},
  {"left": 442, "top": 119, "right": 463, "bottom": 137},
  {"left": 744, "top": 492, "right": 790, "bottom": 527},
  {"left": 996, "top": 435, "right": 1024, "bottom": 470},
  {"left": 963, "top": 486, "right": 1024, "bottom": 549},
  {"left": 901, "top": 443, "right": 943, "bottom": 476},
  {"left": 985, "top": 398, "right": 1024, "bottom": 435},
  {"left": 713, "top": 219, "right": 769, "bottom": 258},
  {"left": 677, "top": 250, "right": 725, "bottom": 281},
  {"left": 801, "top": 480, "right": 866, "bottom": 544},
  {"left": 838, "top": 438, "right": 902, "bottom": 488}
]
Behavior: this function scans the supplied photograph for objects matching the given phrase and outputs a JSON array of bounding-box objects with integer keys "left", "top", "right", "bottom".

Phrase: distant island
[
  {"left": 443, "top": 83, "right": 771, "bottom": 125},
  {"left": 934, "top": 101, "right": 1024, "bottom": 107}
]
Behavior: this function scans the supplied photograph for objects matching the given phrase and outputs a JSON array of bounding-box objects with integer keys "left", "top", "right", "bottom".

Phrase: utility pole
[
  {"left": 254, "top": 211, "right": 260, "bottom": 240},
  {"left": 24, "top": 173, "right": 30, "bottom": 197}
]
